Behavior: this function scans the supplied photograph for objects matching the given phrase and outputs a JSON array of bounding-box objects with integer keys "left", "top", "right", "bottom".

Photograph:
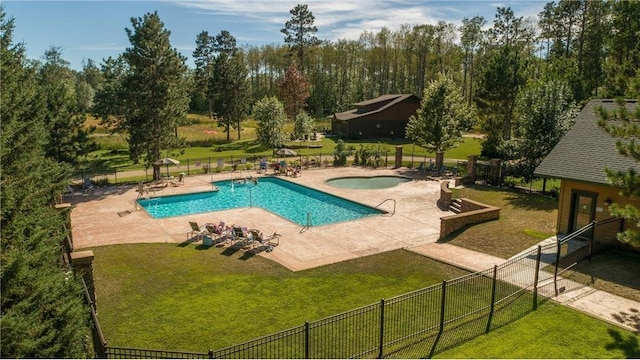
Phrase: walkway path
[{"left": 409, "top": 242, "right": 640, "bottom": 333}]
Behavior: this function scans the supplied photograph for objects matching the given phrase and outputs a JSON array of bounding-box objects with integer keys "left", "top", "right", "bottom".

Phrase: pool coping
[{"left": 70, "top": 167, "right": 450, "bottom": 272}]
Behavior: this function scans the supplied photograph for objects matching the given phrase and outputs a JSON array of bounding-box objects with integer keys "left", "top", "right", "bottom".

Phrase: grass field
[
  {"left": 92, "top": 243, "right": 639, "bottom": 358},
  {"left": 80, "top": 113, "right": 482, "bottom": 181},
  {"left": 93, "top": 247, "right": 470, "bottom": 352},
  {"left": 434, "top": 302, "right": 639, "bottom": 359}
]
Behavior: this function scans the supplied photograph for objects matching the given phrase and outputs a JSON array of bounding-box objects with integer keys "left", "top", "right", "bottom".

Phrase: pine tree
[
  {"left": 281, "top": 4, "right": 321, "bottom": 73},
  {"left": 209, "top": 30, "right": 250, "bottom": 141},
  {"left": 94, "top": 12, "right": 191, "bottom": 180},
  {"left": 1, "top": 8, "right": 91, "bottom": 357},
  {"left": 38, "top": 46, "right": 97, "bottom": 165}
]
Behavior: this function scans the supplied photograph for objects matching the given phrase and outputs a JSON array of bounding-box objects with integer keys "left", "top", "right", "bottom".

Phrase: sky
[{"left": 4, "top": 0, "right": 547, "bottom": 71}]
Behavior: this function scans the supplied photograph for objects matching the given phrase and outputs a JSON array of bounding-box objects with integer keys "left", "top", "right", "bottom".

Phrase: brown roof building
[{"left": 331, "top": 94, "right": 420, "bottom": 139}]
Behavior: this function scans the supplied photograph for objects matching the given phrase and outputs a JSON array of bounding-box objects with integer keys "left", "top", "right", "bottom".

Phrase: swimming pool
[
  {"left": 326, "top": 176, "right": 411, "bottom": 189},
  {"left": 137, "top": 177, "right": 384, "bottom": 226}
]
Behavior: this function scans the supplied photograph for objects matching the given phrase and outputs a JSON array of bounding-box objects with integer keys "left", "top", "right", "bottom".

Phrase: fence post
[
  {"left": 187, "top": 159, "right": 190, "bottom": 176},
  {"left": 588, "top": 220, "right": 595, "bottom": 261},
  {"left": 429, "top": 280, "right": 447, "bottom": 359},
  {"left": 485, "top": 265, "right": 498, "bottom": 333},
  {"left": 554, "top": 238, "right": 561, "bottom": 297},
  {"left": 378, "top": 299, "right": 385, "bottom": 359},
  {"left": 114, "top": 167, "right": 118, "bottom": 188},
  {"left": 533, "top": 245, "right": 542, "bottom": 310},
  {"left": 305, "top": 321, "right": 310, "bottom": 359}
]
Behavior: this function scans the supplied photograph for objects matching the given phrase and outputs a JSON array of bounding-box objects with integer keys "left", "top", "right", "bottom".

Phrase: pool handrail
[{"left": 374, "top": 199, "right": 396, "bottom": 216}]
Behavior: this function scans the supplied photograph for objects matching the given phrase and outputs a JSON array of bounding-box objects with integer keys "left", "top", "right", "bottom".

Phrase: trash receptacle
[{"left": 203, "top": 236, "right": 213, "bottom": 247}]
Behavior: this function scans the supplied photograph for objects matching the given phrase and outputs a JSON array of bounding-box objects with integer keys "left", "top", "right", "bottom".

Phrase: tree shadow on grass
[
  {"left": 460, "top": 184, "right": 557, "bottom": 212},
  {"left": 503, "top": 191, "right": 557, "bottom": 212},
  {"left": 605, "top": 328, "right": 640, "bottom": 357}
]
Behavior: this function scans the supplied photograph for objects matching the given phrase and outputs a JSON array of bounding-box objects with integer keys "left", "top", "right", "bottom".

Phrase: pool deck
[{"left": 70, "top": 167, "right": 450, "bottom": 271}]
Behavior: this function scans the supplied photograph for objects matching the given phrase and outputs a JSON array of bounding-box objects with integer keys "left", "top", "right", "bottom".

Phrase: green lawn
[
  {"left": 434, "top": 303, "right": 639, "bottom": 359},
  {"left": 92, "top": 244, "right": 639, "bottom": 358},
  {"left": 81, "top": 111, "right": 482, "bottom": 181},
  {"left": 93, "top": 247, "right": 469, "bottom": 352}
]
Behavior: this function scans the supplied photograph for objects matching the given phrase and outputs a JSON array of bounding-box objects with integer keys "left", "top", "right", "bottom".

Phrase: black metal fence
[
  {"left": 77, "top": 152, "right": 471, "bottom": 188},
  {"left": 83, "top": 219, "right": 617, "bottom": 359}
]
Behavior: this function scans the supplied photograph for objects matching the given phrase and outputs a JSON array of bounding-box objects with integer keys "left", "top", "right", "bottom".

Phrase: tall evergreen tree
[
  {"left": 94, "top": 12, "right": 191, "bottom": 180},
  {"left": 281, "top": 3, "right": 321, "bottom": 72},
  {"left": 210, "top": 31, "right": 249, "bottom": 141},
  {"left": 460, "top": 16, "right": 486, "bottom": 106},
  {"left": 192, "top": 30, "right": 216, "bottom": 119},
  {"left": 38, "top": 46, "right": 97, "bottom": 164},
  {"left": 1, "top": 8, "right": 90, "bottom": 357}
]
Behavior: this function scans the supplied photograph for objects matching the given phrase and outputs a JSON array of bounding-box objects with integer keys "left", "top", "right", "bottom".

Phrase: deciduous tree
[
  {"left": 406, "top": 73, "right": 473, "bottom": 169},
  {"left": 278, "top": 62, "right": 310, "bottom": 119},
  {"left": 252, "top": 96, "right": 288, "bottom": 152},
  {"left": 293, "top": 111, "right": 314, "bottom": 139},
  {"left": 502, "top": 78, "right": 578, "bottom": 180}
]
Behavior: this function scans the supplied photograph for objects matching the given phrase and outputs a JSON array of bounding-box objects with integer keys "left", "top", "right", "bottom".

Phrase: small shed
[{"left": 332, "top": 94, "right": 420, "bottom": 139}]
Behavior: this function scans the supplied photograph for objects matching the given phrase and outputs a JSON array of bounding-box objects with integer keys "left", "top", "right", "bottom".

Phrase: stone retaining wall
[
  {"left": 440, "top": 198, "right": 500, "bottom": 238},
  {"left": 439, "top": 181, "right": 452, "bottom": 208}
]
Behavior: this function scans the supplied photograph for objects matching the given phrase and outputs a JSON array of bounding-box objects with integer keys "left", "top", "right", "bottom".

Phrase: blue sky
[{"left": 4, "top": 0, "right": 546, "bottom": 70}]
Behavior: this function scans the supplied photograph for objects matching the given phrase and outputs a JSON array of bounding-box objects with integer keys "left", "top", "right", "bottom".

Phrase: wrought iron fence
[{"left": 85, "top": 220, "right": 615, "bottom": 359}]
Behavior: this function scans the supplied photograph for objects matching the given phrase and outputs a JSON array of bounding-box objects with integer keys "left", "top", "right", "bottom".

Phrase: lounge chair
[
  {"left": 435, "top": 165, "right": 448, "bottom": 177},
  {"left": 188, "top": 221, "right": 207, "bottom": 241},
  {"left": 426, "top": 161, "right": 435, "bottom": 175},
  {"left": 171, "top": 173, "right": 185, "bottom": 187},
  {"left": 247, "top": 229, "right": 280, "bottom": 253},
  {"left": 204, "top": 222, "right": 232, "bottom": 245},
  {"left": 416, "top": 162, "right": 426, "bottom": 174},
  {"left": 230, "top": 226, "right": 253, "bottom": 249},
  {"left": 82, "top": 176, "right": 95, "bottom": 193}
]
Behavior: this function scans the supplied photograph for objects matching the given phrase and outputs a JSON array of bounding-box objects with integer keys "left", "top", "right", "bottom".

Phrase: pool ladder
[
  {"left": 375, "top": 199, "right": 396, "bottom": 216},
  {"left": 300, "top": 212, "right": 313, "bottom": 233}
]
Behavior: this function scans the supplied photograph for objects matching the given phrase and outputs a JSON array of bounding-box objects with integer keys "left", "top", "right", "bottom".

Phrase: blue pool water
[{"left": 137, "top": 177, "right": 383, "bottom": 226}]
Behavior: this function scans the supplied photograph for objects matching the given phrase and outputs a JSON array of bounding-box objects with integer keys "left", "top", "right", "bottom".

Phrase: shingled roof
[
  {"left": 333, "top": 94, "right": 417, "bottom": 121},
  {"left": 534, "top": 99, "right": 638, "bottom": 185}
]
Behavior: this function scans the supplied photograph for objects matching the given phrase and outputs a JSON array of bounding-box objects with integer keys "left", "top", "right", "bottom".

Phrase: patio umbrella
[
  {"left": 277, "top": 148, "right": 297, "bottom": 157},
  {"left": 154, "top": 157, "right": 180, "bottom": 177}
]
